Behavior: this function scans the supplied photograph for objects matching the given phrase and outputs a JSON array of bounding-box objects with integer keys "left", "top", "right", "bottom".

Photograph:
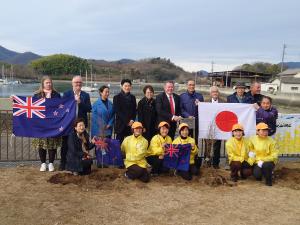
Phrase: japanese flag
[{"left": 198, "top": 103, "right": 256, "bottom": 140}]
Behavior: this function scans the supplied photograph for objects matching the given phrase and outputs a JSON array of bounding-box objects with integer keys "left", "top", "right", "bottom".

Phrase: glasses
[{"left": 73, "top": 82, "right": 82, "bottom": 84}]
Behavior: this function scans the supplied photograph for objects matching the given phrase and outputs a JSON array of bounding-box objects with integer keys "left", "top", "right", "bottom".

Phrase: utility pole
[
  {"left": 225, "top": 66, "right": 229, "bottom": 88},
  {"left": 280, "top": 43, "right": 287, "bottom": 72},
  {"left": 279, "top": 43, "right": 287, "bottom": 92},
  {"left": 211, "top": 61, "right": 215, "bottom": 86}
]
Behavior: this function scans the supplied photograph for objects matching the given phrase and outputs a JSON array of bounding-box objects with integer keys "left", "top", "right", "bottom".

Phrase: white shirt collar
[
  {"left": 212, "top": 98, "right": 218, "bottom": 103},
  {"left": 74, "top": 90, "right": 81, "bottom": 96}
]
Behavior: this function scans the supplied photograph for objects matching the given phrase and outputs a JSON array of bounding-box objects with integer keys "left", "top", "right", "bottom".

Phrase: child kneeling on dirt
[
  {"left": 146, "top": 121, "right": 172, "bottom": 175},
  {"left": 66, "top": 118, "right": 95, "bottom": 176},
  {"left": 173, "top": 123, "right": 199, "bottom": 181},
  {"left": 121, "top": 122, "right": 150, "bottom": 183},
  {"left": 248, "top": 122, "right": 278, "bottom": 186},
  {"left": 225, "top": 123, "right": 253, "bottom": 182}
]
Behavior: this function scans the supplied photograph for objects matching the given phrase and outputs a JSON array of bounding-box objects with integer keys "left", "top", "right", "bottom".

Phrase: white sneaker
[
  {"left": 48, "top": 163, "right": 55, "bottom": 172},
  {"left": 40, "top": 163, "right": 47, "bottom": 172}
]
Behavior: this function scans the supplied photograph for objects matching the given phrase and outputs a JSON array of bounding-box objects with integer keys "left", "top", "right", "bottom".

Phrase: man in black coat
[
  {"left": 113, "top": 79, "right": 137, "bottom": 143},
  {"left": 155, "top": 80, "right": 181, "bottom": 139},
  {"left": 245, "top": 81, "right": 263, "bottom": 105},
  {"left": 59, "top": 75, "right": 92, "bottom": 170}
]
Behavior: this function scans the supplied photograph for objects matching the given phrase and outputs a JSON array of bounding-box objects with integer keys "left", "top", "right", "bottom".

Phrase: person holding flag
[
  {"left": 227, "top": 82, "right": 249, "bottom": 103},
  {"left": 254, "top": 96, "right": 278, "bottom": 137},
  {"left": 121, "top": 122, "right": 150, "bottom": 183},
  {"left": 204, "top": 86, "right": 225, "bottom": 169},
  {"left": 173, "top": 123, "right": 199, "bottom": 180},
  {"left": 146, "top": 121, "right": 172, "bottom": 176},
  {"left": 60, "top": 75, "right": 92, "bottom": 171},
  {"left": 249, "top": 122, "right": 278, "bottom": 186},
  {"left": 31, "top": 76, "right": 61, "bottom": 172},
  {"left": 66, "top": 118, "right": 95, "bottom": 176},
  {"left": 225, "top": 124, "right": 253, "bottom": 182},
  {"left": 245, "top": 81, "right": 263, "bottom": 105}
]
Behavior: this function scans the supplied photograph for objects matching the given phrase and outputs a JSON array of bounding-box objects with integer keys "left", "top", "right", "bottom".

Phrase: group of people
[{"left": 31, "top": 75, "right": 279, "bottom": 186}]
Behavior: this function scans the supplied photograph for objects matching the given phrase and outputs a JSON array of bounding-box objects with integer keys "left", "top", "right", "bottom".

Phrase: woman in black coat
[
  {"left": 66, "top": 118, "right": 95, "bottom": 175},
  {"left": 137, "top": 85, "right": 156, "bottom": 143},
  {"left": 113, "top": 79, "right": 137, "bottom": 143}
]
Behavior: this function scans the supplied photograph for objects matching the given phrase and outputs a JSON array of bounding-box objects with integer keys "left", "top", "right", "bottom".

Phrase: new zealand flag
[
  {"left": 12, "top": 95, "right": 76, "bottom": 138},
  {"left": 163, "top": 144, "right": 191, "bottom": 171},
  {"left": 95, "top": 138, "right": 124, "bottom": 167}
]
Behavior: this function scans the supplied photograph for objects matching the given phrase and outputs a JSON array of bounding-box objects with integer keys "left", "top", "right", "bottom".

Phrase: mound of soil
[
  {"left": 48, "top": 167, "right": 235, "bottom": 189},
  {"left": 274, "top": 167, "right": 300, "bottom": 190},
  {"left": 200, "top": 167, "right": 236, "bottom": 187},
  {"left": 48, "top": 168, "right": 126, "bottom": 190}
]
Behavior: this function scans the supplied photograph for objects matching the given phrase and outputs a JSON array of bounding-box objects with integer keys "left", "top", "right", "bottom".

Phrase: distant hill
[
  {"left": 282, "top": 62, "right": 300, "bottom": 69},
  {"left": 0, "top": 46, "right": 194, "bottom": 82},
  {"left": 88, "top": 57, "right": 193, "bottom": 82},
  {"left": 0, "top": 46, "right": 19, "bottom": 61},
  {"left": 0, "top": 46, "right": 41, "bottom": 65},
  {"left": 196, "top": 70, "right": 209, "bottom": 76}
]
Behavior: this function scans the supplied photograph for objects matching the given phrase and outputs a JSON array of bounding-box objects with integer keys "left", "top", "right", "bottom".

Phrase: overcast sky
[{"left": 1, "top": 0, "right": 300, "bottom": 72}]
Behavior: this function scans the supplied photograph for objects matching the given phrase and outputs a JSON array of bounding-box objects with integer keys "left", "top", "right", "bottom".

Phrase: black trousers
[
  {"left": 177, "top": 164, "right": 199, "bottom": 181},
  {"left": 79, "top": 159, "right": 92, "bottom": 175},
  {"left": 230, "top": 161, "right": 252, "bottom": 179},
  {"left": 253, "top": 162, "right": 275, "bottom": 185},
  {"left": 126, "top": 164, "right": 150, "bottom": 183},
  {"left": 116, "top": 127, "right": 132, "bottom": 144},
  {"left": 39, "top": 149, "right": 56, "bottom": 163},
  {"left": 146, "top": 156, "right": 169, "bottom": 174},
  {"left": 168, "top": 121, "right": 177, "bottom": 140},
  {"left": 213, "top": 140, "right": 221, "bottom": 166}
]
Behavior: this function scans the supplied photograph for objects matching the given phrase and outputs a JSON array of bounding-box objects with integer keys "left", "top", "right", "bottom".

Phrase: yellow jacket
[
  {"left": 121, "top": 134, "right": 148, "bottom": 168},
  {"left": 172, "top": 136, "right": 198, "bottom": 164},
  {"left": 147, "top": 134, "right": 172, "bottom": 157},
  {"left": 248, "top": 135, "right": 278, "bottom": 164},
  {"left": 225, "top": 137, "right": 252, "bottom": 164}
]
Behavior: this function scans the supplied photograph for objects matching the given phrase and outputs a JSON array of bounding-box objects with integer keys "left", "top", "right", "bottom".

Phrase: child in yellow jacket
[
  {"left": 249, "top": 122, "right": 278, "bottom": 186},
  {"left": 173, "top": 123, "right": 199, "bottom": 180},
  {"left": 147, "top": 121, "right": 172, "bottom": 175},
  {"left": 225, "top": 124, "right": 253, "bottom": 182},
  {"left": 121, "top": 122, "right": 150, "bottom": 183}
]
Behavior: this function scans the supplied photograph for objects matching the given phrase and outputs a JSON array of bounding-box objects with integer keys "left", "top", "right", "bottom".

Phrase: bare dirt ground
[{"left": 0, "top": 161, "right": 300, "bottom": 225}]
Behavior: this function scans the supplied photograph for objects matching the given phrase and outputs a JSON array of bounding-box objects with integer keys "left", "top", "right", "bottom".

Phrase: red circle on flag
[{"left": 215, "top": 111, "right": 238, "bottom": 132}]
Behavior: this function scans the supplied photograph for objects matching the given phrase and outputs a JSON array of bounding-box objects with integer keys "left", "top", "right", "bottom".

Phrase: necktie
[{"left": 169, "top": 95, "right": 175, "bottom": 115}]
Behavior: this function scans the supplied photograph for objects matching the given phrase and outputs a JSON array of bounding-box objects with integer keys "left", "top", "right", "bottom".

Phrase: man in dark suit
[
  {"left": 60, "top": 75, "right": 92, "bottom": 170},
  {"left": 156, "top": 80, "right": 181, "bottom": 139},
  {"left": 245, "top": 81, "right": 263, "bottom": 105},
  {"left": 113, "top": 79, "right": 137, "bottom": 143},
  {"left": 204, "top": 86, "right": 224, "bottom": 169}
]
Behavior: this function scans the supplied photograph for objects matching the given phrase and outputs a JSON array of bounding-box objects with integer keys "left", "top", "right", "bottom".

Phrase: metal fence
[{"left": 0, "top": 110, "right": 298, "bottom": 164}]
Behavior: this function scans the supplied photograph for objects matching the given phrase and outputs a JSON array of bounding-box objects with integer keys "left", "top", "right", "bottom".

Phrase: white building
[{"left": 277, "top": 68, "right": 300, "bottom": 93}]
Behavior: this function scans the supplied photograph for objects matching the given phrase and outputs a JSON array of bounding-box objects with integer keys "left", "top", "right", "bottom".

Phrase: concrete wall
[{"left": 281, "top": 83, "right": 300, "bottom": 94}]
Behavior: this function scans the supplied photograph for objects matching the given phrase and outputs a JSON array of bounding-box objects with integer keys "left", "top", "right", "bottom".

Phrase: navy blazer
[
  {"left": 227, "top": 92, "right": 250, "bottom": 103},
  {"left": 63, "top": 90, "right": 92, "bottom": 127}
]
